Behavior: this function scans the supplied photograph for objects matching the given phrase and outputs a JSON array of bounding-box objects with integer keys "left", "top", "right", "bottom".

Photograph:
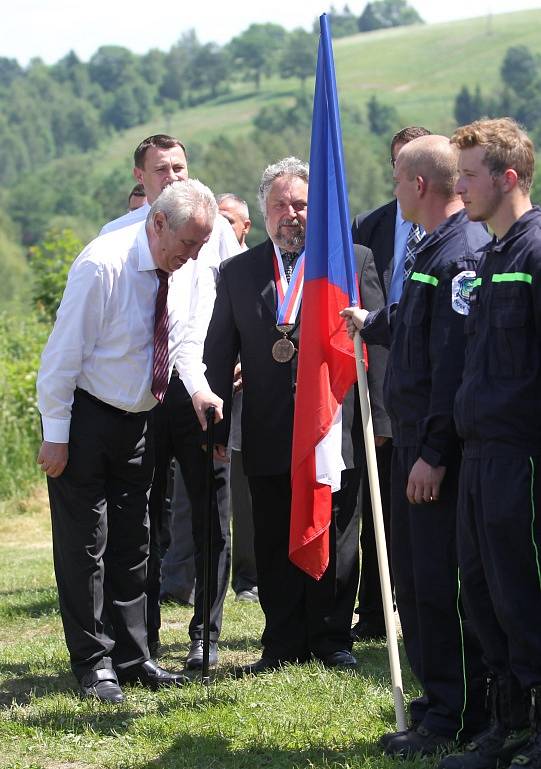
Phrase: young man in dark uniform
[
  {"left": 439, "top": 118, "right": 540, "bottom": 769},
  {"left": 342, "top": 135, "right": 490, "bottom": 757}
]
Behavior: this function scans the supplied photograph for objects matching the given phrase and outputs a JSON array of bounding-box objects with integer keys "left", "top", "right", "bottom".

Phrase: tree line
[
  {"left": 454, "top": 45, "right": 541, "bottom": 149},
  {"left": 0, "top": 0, "right": 423, "bottom": 192}
]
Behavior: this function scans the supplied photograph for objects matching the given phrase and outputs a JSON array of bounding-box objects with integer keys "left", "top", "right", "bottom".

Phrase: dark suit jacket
[
  {"left": 351, "top": 199, "right": 397, "bottom": 302},
  {"left": 204, "top": 239, "right": 388, "bottom": 477}
]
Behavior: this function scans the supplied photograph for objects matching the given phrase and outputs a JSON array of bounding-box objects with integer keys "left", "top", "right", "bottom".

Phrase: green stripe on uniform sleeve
[
  {"left": 410, "top": 272, "right": 439, "bottom": 287},
  {"left": 492, "top": 272, "right": 532, "bottom": 284},
  {"left": 471, "top": 277, "right": 482, "bottom": 289}
]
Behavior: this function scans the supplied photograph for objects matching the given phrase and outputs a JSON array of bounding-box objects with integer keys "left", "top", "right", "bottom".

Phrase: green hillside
[
  {"left": 93, "top": 8, "right": 541, "bottom": 175},
  {"left": 3, "top": 7, "right": 541, "bottom": 305}
]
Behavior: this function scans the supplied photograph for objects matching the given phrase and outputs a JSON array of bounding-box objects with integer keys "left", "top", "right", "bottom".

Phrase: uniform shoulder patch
[{"left": 451, "top": 271, "right": 476, "bottom": 315}]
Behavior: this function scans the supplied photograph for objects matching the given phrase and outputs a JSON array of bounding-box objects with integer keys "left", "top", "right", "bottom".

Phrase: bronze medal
[{"left": 272, "top": 336, "right": 296, "bottom": 363}]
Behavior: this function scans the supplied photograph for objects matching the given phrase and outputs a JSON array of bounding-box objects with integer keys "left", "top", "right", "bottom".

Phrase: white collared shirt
[
  {"left": 37, "top": 221, "right": 216, "bottom": 443},
  {"left": 99, "top": 202, "right": 151, "bottom": 236},
  {"left": 100, "top": 203, "right": 241, "bottom": 398}
]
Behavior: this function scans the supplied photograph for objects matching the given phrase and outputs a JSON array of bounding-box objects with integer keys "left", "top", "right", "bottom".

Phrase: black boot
[
  {"left": 439, "top": 674, "right": 529, "bottom": 769},
  {"left": 508, "top": 685, "right": 541, "bottom": 769}
]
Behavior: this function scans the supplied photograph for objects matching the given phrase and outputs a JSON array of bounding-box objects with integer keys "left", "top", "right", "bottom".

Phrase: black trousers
[
  {"left": 391, "top": 446, "right": 487, "bottom": 738},
  {"left": 147, "top": 375, "right": 229, "bottom": 643},
  {"left": 357, "top": 439, "right": 393, "bottom": 622},
  {"left": 231, "top": 449, "right": 257, "bottom": 593},
  {"left": 458, "top": 455, "right": 541, "bottom": 690},
  {"left": 248, "top": 467, "right": 361, "bottom": 661},
  {"left": 47, "top": 389, "right": 154, "bottom": 680}
]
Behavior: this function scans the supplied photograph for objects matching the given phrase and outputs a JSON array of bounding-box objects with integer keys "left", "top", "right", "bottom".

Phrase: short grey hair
[
  {"left": 257, "top": 157, "right": 309, "bottom": 216},
  {"left": 149, "top": 179, "right": 217, "bottom": 231},
  {"left": 216, "top": 192, "right": 250, "bottom": 219}
]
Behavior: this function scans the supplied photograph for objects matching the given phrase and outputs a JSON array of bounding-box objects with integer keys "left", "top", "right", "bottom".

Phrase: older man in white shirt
[
  {"left": 100, "top": 134, "right": 240, "bottom": 670},
  {"left": 37, "top": 180, "right": 219, "bottom": 704}
]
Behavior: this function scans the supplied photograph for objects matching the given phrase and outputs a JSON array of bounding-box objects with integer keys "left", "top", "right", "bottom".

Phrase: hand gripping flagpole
[
  {"left": 317, "top": 13, "right": 406, "bottom": 731},
  {"left": 354, "top": 334, "right": 406, "bottom": 731}
]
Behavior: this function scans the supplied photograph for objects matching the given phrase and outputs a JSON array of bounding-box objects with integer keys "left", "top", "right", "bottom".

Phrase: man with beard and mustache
[{"left": 203, "top": 157, "right": 389, "bottom": 673}]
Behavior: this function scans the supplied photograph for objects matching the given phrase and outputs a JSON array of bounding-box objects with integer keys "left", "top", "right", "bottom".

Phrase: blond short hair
[{"left": 451, "top": 118, "right": 535, "bottom": 194}]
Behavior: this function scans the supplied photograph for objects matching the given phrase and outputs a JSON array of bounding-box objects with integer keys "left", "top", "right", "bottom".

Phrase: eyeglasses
[{"left": 390, "top": 157, "right": 396, "bottom": 168}]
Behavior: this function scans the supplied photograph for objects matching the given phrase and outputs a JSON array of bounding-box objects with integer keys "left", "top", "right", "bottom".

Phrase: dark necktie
[
  {"left": 403, "top": 223, "right": 422, "bottom": 285},
  {"left": 281, "top": 251, "right": 298, "bottom": 283},
  {"left": 151, "top": 268, "right": 170, "bottom": 403}
]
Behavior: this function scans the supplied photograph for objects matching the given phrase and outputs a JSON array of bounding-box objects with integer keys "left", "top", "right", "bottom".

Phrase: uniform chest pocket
[
  {"left": 400, "top": 297, "right": 430, "bottom": 371},
  {"left": 488, "top": 299, "right": 532, "bottom": 378}
]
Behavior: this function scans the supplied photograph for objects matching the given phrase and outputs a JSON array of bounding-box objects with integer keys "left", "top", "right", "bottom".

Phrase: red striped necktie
[{"left": 151, "top": 268, "right": 170, "bottom": 403}]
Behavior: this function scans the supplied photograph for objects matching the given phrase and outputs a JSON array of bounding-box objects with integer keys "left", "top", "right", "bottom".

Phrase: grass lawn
[{"left": 0, "top": 486, "right": 425, "bottom": 769}]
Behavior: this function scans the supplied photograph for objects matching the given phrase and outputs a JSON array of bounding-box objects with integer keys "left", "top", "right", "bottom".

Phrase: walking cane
[
  {"left": 354, "top": 333, "right": 407, "bottom": 731},
  {"left": 202, "top": 405, "right": 216, "bottom": 686}
]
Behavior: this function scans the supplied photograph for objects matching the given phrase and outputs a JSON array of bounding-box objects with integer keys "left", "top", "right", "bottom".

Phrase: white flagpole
[{"left": 354, "top": 332, "right": 407, "bottom": 732}]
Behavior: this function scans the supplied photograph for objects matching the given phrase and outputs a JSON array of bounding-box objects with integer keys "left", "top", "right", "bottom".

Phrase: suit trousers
[
  {"left": 160, "top": 462, "right": 196, "bottom": 604},
  {"left": 248, "top": 467, "right": 361, "bottom": 661},
  {"left": 231, "top": 449, "right": 257, "bottom": 593},
  {"left": 458, "top": 456, "right": 541, "bottom": 690},
  {"left": 47, "top": 389, "right": 154, "bottom": 680},
  {"left": 147, "top": 375, "right": 229, "bottom": 643},
  {"left": 391, "top": 446, "right": 487, "bottom": 738}
]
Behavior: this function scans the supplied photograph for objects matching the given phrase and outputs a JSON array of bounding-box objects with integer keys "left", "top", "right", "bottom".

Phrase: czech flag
[{"left": 289, "top": 14, "right": 360, "bottom": 581}]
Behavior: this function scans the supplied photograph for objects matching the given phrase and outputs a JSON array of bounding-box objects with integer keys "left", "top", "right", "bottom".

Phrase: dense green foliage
[
  {"left": 315, "top": 1, "right": 423, "bottom": 38},
  {"left": 358, "top": 0, "right": 423, "bottom": 32},
  {"left": 453, "top": 44, "right": 541, "bottom": 150},
  {"left": 0, "top": 314, "right": 48, "bottom": 500},
  {"left": 29, "top": 228, "right": 84, "bottom": 322}
]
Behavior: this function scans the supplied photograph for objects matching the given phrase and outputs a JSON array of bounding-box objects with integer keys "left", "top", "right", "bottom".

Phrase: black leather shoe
[
  {"left": 379, "top": 727, "right": 421, "bottom": 751},
  {"left": 385, "top": 724, "right": 456, "bottom": 757},
  {"left": 438, "top": 728, "right": 529, "bottom": 769},
  {"left": 317, "top": 650, "right": 357, "bottom": 669},
  {"left": 235, "top": 656, "right": 282, "bottom": 677},
  {"left": 80, "top": 668, "right": 124, "bottom": 703},
  {"left": 351, "top": 618, "right": 386, "bottom": 641},
  {"left": 118, "top": 659, "right": 189, "bottom": 689},
  {"left": 185, "top": 640, "right": 218, "bottom": 670}
]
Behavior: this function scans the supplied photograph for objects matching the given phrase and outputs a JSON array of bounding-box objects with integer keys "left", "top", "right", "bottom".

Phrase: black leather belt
[{"left": 75, "top": 387, "right": 144, "bottom": 417}]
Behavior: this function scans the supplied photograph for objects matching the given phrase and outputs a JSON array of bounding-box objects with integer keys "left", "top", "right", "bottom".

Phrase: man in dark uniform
[
  {"left": 204, "top": 157, "right": 388, "bottom": 673},
  {"left": 351, "top": 125, "right": 431, "bottom": 640},
  {"left": 342, "top": 135, "right": 490, "bottom": 757},
  {"left": 439, "top": 118, "right": 540, "bottom": 769}
]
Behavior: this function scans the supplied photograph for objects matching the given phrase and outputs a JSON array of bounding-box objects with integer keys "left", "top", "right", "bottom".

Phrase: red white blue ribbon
[{"left": 273, "top": 244, "right": 305, "bottom": 325}]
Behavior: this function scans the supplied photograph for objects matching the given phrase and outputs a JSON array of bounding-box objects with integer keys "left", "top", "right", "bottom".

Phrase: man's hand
[
  {"left": 374, "top": 436, "right": 389, "bottom": 448},
  {"left": 191, "top": 389, "right": 224, "bottom": 430},
  {"left": 213, "top": 443, "right": 229, "bottom": 463},
  {"left": 339, "top": 306, "right": 369, "bottom": 339},
  {"left": 37, "top": 441, "right": 69, "bottom": 478},
  {"left": 406, "top": 458, "right": 446, "bottom": 505},
  {"left": 233, "top": 362, "right": 243, "bottom": 394}
]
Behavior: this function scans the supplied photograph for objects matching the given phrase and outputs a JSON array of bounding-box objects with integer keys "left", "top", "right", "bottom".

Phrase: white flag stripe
[{"left": 315, "top": 406, "right": 345, "bottom": 493}]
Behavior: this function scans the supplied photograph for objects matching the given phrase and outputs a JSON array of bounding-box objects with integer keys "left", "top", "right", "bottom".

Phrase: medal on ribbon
[{"left": 272, "top": 245, "right": 304, "bottom": 363}]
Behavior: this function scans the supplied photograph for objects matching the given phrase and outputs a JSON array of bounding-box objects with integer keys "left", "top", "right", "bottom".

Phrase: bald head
[{"left": 397, "top": 135, "right": 459, "bottom": 200}]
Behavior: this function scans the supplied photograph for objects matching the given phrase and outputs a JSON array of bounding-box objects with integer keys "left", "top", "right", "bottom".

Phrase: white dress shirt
[
  {"left": 100, "top": 202, "right": 241, "bottom": 398},
  {"left": 99, "top": 202, "right": 151, "bottom": 236},
  {"left": 37, "top": 222, "right": 214, "bottom": 443}
]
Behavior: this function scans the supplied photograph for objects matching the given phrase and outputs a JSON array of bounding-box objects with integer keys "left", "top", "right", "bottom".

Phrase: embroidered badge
[{"left": 452, "top": 271, "right": 476, "bottom": 315}]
